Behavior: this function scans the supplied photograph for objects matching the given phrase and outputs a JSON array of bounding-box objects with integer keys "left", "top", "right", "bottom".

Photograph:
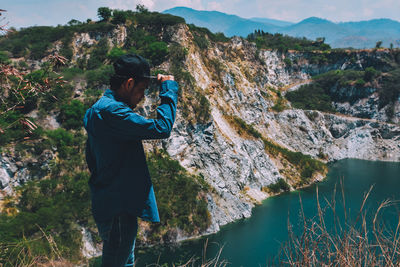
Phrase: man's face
[{"left": 127, "top": 80, "right": 149, "bottom": 109}]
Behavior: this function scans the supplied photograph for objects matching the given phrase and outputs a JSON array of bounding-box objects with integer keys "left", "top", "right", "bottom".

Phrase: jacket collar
[
  {"left": 104, "top": 89, "right": 131, "bottom": 108},
  {"left": 104, "top": 89, "right": 124, "bottom": 102},
  {"left": 104, "top": 89, "right": 117, "bottom": 99}
]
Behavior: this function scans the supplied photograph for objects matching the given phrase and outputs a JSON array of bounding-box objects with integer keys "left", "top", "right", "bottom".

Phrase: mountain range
[{"left": 163, "top": 7, "right": 400, "bottom": 49}]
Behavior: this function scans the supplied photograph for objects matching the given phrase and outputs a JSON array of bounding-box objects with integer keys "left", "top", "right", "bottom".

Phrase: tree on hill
[
  {"left": 111, "top": 9, "right": 127, "bottom": 24},
  {"left": 97, "top": 7, "right": 112, "bottom": 21},
  {"left": 136, "top": 4, "right": 149, "bottom": 13}
]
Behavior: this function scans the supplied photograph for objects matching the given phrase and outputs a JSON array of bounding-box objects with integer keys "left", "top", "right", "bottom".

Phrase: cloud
[
  {"left": 207, "top": 1, "right": 223, "bottom": 11},
  {"left": 108, "top": 0, "right": 149, "bottom": 10},
  {"left": 170, "top": 0, "right": 204, "bottom": 10}
]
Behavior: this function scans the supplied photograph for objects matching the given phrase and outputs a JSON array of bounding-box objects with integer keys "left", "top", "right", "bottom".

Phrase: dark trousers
[{"left": 96, "top": 213, "right": 138, "bottom": 267}]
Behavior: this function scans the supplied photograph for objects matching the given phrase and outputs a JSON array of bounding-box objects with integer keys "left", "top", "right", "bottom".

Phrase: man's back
[{"left": 84, "top": 81, "right": 178, "bottom": 223}]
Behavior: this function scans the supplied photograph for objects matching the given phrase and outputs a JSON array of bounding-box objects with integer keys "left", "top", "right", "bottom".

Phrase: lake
[{"left": 135, "top": 159, "right": 400, "bottom": 266}]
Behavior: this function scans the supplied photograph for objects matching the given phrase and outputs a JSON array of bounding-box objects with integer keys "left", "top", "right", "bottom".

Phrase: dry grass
[
  {"left": 276, "top": 182, "right": 400, "bottom": 266},
  {"left": 142, "top": 239, "right": 229, "bottom": 267}
]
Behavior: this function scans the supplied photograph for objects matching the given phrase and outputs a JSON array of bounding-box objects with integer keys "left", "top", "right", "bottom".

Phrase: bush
[
  {"left": 86, "top": 37, "right": 109, "bottom": 70},
  {"left": 85, "top": 64, "right": 114, "bottom": 88},
  {"left": 0, "top": 111, "right": 25, "bottom": 147},
  {"left": 267, "top": 178, "right": 290, "bottom": 193},
  {"left": 364, "top": 66, "right": 380, "bottom": 82},
  {"left": 111, "top": 10, "right": 127, "bottom": 24},
  {"left": 231, "top": 116, "right": 262, "bottom": 139},
  {"left": 379, "top": 67, "right": 400, "bottom": 117},
  {"left": 62, "top": 67, "right": 84, "bottom": 80},
  {"left": 272, "top": 97, "right": 287, "bottom": 112},
  {"left": 286, "top": 84, "right": 335, "bottom": 112},
  {"left": 97, "top": 7, "right": 112, "bottom": 21},
  {"left": 284, "top": 58, "right": 292, "bottom": 67},
  {"left": 40, "top": 84, "right": 75, "bottom": 112},
  {"left": 144, "top": 41, "right": 168, "bottom": 66},
  {"left": 0, "top": 51, "right": 11, "bottom": 64},
  {"left": 106, "top": 47, "right": 126, "bottom": 62},
  {"left": 46, "top": 128, "right": 74, "bottom": 158},
  {"left": 58, "top": 100, "right": 86, "bottom": 130},
  {"left": 146, "top": 150, "right": 210, "bottom": 240}
]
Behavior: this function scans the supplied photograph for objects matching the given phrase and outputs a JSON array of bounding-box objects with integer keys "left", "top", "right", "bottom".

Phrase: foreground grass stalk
[{"left": 277, "top": 184, "right": 400, "bottom": 266}]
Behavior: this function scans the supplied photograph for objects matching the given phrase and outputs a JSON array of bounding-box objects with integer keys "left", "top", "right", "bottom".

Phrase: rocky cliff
[{"left": 155, "top": 25, "right": 400, "bottom": 235}]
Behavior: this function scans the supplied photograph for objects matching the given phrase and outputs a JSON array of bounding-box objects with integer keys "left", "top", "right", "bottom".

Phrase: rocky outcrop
[
  {"left": 158, "top": 27, "right": 400, "bottom": 234},
  {"left": 0, "top": 150, "right": 54, "bottom": 198}
]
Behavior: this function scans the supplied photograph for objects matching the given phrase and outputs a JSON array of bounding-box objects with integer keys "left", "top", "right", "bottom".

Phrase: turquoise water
[{"left": 135, "top": 159, "right": 400, "bottom": 266}]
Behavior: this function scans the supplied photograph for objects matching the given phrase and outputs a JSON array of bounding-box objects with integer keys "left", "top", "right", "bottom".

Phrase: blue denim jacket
[{"left": 83, "top": 80, "right": 178, "bottom": 223}]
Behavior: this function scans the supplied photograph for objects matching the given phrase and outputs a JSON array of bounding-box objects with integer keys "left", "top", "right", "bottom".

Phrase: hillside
[
  {"left": 163, "top": 7, "right": 400, "bottom": 49},
  {"left": 1, "top": 7, "right": 400, "bottom": 266}
]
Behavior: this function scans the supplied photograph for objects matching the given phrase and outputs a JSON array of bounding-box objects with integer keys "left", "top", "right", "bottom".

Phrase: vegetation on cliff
[
  {"left": 286, "top": 64, "right": 400, "bottom": 119},
  {"left": 247, "top": 30, "right": 331, "bottom": 52}
]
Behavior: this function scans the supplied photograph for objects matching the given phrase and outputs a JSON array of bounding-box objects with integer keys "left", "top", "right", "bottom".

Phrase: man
[{"left": 83, "top": 54, "right": 178, "bottom": 267}]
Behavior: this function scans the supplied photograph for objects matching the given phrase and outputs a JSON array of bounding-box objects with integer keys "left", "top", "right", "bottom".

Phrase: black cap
[{"left": 113, "top": 54, "right": 151, "bottom": 79}]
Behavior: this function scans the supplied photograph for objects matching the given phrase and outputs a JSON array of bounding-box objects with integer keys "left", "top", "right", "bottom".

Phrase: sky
[{"left": 1, "top": 0, "right": 400, "bottom": 29}]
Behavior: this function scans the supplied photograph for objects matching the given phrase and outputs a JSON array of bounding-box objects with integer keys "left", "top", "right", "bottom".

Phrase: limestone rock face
[
  {"left": 0, "top": 150, "right": 54, "bottom": 198},
  {"left": 154, "top": 30, "right": 400, "bottom": 235}
]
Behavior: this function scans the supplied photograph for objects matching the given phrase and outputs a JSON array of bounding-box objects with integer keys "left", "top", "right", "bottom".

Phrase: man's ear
[{"left": 126, "top": 78, "right": 135, "bottom": 91}]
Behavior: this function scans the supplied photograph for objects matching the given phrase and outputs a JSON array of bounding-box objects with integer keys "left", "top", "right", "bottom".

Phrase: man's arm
[{"left": 100, "top": 79, "right": 178, "bottom": 140}]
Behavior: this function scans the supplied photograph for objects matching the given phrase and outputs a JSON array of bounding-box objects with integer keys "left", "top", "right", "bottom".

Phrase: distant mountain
[
  {"left": 163, "top": 7, "right": 400, "bottom": 49},
  {"left": 248, "top": 17, "right": 294, "bottom": 27},
  {"left": 283, "top": 17, "right": 352, "bottom": 43},
  {"left": 163, "top": 7, "right": 279, "bottom": 37}
]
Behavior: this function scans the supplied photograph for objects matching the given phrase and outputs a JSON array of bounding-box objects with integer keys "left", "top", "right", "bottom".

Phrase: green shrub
[
  {"left": 107, "top": 47, "right": 127, "bottom": 62},
  {"left": 111, "top": 9, "right": 127, "bottom": 24},
  {"left": 195, "top": 91, "right": 211, "bottom": 123},
  {"left": 147, "top": 150, "right": 210, "bottom": 240},
  {"left": 134, "top": 11, "right": 185, "bottom": 28},
  {"left": 144, "top": 41, "right": 168, "bottom": 66},
  {"left": 62, "top": 67, "right": 84, "bottom": 80},
  {"left": 85, "top": 65, "right": 114, "bottom": 88},
  {"left": 193, "top": 32, "right": 209, "bottom": 49},
  {"left": 379, "top": 67, "right": 400, "bottom": 116},
  {"left": 86, "top": 37, "right": 109, "bottom": 70},
  {"left": 272, "top": 97, "right": 287, "bottom": 112},
  {"left": 46, "top": 128, "right": 74, "bottom": 158},
  {"left": 40, "top": 84, "right": 75, "bottom": 112},
  {"left": 97, "top": 7, "right": 112, "bottom": 21},
  {"left": 0, "top": 51, "right": 11, "bottom": 64},
  {"left": 364, "top": 66, "right": 380, "bottom": 82},
  {"left": 267, "top": 178, "right": 290, "bottom": 193},
  {"left": 228, "top": 116, "right": 262, "bottom": 138},
  {"left": 0, "top": 111, "right": 25, "bottom": 147},
  {"left": 355, "top": 78, "right": 366, "bottom": 87},
  {"left": 286, "top": 84, "right": 335, "bottom": 112},
  {"left": 58, "top": 100, "right": 86, "bottom": 130},
  {"left": 284, "top": 58, "right": 292, "bottom": 67}
]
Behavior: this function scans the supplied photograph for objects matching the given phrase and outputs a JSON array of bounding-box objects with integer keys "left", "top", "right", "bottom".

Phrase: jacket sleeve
[{"left": 100, "top": 80, "right": 178, "bottom": 140}]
